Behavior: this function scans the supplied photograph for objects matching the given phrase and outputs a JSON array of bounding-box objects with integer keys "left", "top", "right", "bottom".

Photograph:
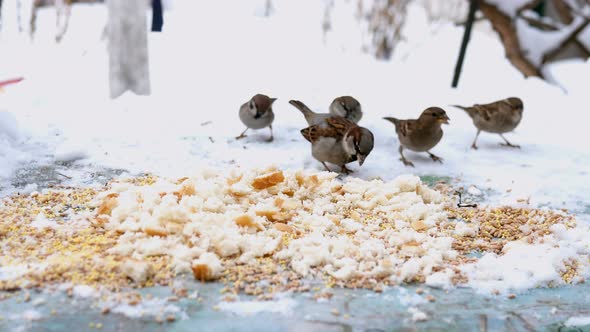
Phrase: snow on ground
[
  {"left": 218, "top": 297, "right": 298, "bottom": 316},
  {"left": 565, "top": 316, "right": 590, "bottom": 327},
  {"left": 0, "top": 1, "right": 589, "bottom": 217}
]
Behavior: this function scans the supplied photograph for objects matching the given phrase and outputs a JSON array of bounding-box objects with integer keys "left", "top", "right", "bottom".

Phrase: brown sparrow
[
  {"left": 290, "top": 100, "right": 374, "bottom": 174},
  {"left": 237, "top": 94, "right": 277, "bottom": 142},
  {"left": 452, "top": 97, "right": 523, "bottom": 149},
  {"left": 383, "top": 107, "right": 450, "bottom": 167},
  {"left": 329, "top": 96, "right": 363, "bottom": 123}
]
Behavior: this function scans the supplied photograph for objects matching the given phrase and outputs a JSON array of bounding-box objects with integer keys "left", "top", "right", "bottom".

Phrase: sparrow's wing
[
  {"left": 395, "top": 119, "right": 416, "bottom": 138},
  {"left": 301, "top": 116, "right": 354, "bottom": 143},
  {"left": 473, "top": 105, "right": 492, "bottom": 121},
  {"left": 325, "top": 116, "right": 356, "bottom": 138},
  {"left": 300, "top": 124, "right": 341, "bottom": 143},
  {"left": 300, "top": 125, "right": 319, "bottom": 142}
]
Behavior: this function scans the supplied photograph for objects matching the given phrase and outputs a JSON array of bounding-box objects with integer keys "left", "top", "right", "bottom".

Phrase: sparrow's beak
[
  {"left": 438, "top": 115, "right": 450, "bottom": 124},
  {"left": 358, "top": 154, "right": 366, "bottom": 166},
  {"left": 270, "top": 98, "right": 277, "bottom": 103}
]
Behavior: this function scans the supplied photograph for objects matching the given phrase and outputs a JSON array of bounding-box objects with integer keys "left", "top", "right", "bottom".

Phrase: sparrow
[
  {"left": 292, "top": 100, "right": 332, "bottom": 126},
  {"left": 293, "top": 96, "right": 363, "bottom": 126},
  {"left": 329, "top": 96, "right": 363, "bottom": 123},
  {"left": 451, "top": 97, "right": 523, "bottom": 149},
  {"left": 383, "top": 107, "right": 450, "bottom": 167},
  {"left": 289, "top": 100, "right": 374, "bottom": 174},
  {"left": 236, "top": 94, "right": 277, "bottom": 142}
]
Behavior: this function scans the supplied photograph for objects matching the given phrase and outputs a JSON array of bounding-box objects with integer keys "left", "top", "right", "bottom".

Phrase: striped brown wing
[
  {"left": 473, "top": 104, "right": 492, "bottom": 121},
  {"left": 301, "top": 125, "right": 319, "bottom": 142},
  {"left": 325, "top": 116, "right": 357, "bottom": 137},
  {"left": 395, "top": 119, "right": 416, "bottom": 138},
  {"left": 301, "top": 116, "right": 355, "bottom": 143},
  {"left": 300, "top": 124, "right": 340, "bottom": 143}
]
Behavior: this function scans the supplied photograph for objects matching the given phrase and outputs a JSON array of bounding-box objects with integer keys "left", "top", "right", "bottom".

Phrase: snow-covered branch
[{"left": 479, "top": 0, "right": 590, "bottom": 80}]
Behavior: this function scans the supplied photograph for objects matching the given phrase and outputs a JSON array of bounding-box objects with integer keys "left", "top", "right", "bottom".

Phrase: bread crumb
[
  {"left": 252, "top": 171, "right": 285, "bottom": 190},
  {"left": 120, "top": 260, "right": 154, "bottom": 283}
]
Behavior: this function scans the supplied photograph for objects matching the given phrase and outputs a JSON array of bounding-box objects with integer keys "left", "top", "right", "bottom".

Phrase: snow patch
[
  {"left": 408, "top": 306, "right": 428, "bottom": 322},
  {"left": 30, "top": 213, "right": 55, "bottom": 229},
  {"left": 110, "top": 298, "right": 181, "bottom": 318},
  {"left": 217, "top": 298, "right": 297, "bottom": 316},
  {"left": 565, "top": 316, "right": 590, "bottom": 327},
  {"left": 54, "top": 143, "right": 89, "bottom": 163},
  {"left": 73, "top": 285, "right": 97, "bottom": 298}
]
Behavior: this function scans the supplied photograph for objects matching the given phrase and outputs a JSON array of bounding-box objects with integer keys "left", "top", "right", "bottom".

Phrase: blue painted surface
[
  {"left": 3, "top": 170, "right": 590, "bottom": 332},
  {"left": 2, "top": 283, "right": 590, "bottom": 332}
]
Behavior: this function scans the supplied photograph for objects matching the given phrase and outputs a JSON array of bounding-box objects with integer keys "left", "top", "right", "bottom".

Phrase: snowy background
[{"left": 1, "top": 0, "right": 589, "bottom": 217}]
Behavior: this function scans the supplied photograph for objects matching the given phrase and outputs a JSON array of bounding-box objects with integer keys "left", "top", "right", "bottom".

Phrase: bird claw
[
  {"left": 471, "top": 143, "right": 478, "bottom": 150},
  {"left": 429, "top": 154, "right": 444, "bottom": 163},
  {"left": 266, "top": 136, "right": 274, "bottom": 143},
  {"left": 400, "top": 158, "right": 415, "bottom": 167},
  {"left": 235, "top": 134, "right": 247, "bottom": 140},
  {"left": 500, "top": 143, "right": 520, "bottom": 149},
  {"left": 340, "top": 166, "right": 353, "bottom": 174}
]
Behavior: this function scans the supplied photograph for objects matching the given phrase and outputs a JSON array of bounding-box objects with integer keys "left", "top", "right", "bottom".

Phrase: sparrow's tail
[
  {"left": 450, "top": 104, "right": 480, "bottom": 118},
  {"left": 383, "top": 117, "right": 400, "bottom": 126},
  {"left": 289, "top": 100, "right": 319, "bottom": 125},
  {"left": 289, "top": 100, "right": 315, "bottom": 116},
  {"left": 450, "top": 104, "right": 471, "bottom": 111}
]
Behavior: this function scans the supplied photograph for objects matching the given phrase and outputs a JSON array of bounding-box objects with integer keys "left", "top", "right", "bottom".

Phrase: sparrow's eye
[{"left": 431, "top": 113, "right": 436, "bottom": 117}]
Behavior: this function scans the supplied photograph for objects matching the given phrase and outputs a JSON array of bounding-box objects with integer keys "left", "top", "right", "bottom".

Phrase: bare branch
[
  {"left": 542, "top": 17, "right": 590, "bottom": 64},
  {"left": 479, "top": 1, "right": 543, "bottom": 78},
  {"left": 519, "top": 14, "right": 560, "bottom": 31},
  {"left": 552, "top": 0, "right": 575, "bottom": 24},
  {"left": 516, "top": 0, "right": 544, "bottom": 16},
  {"left": 574, "top": 39, "right": 590, "bottom": 57}
]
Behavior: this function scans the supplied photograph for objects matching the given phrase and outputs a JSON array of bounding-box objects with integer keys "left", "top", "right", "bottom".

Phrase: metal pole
[
  {"left": 452, "top": 0, "right": 478, "bottom": 88},
  {"left": 151, "top": 0, "right": 163, "bottom": 32}
]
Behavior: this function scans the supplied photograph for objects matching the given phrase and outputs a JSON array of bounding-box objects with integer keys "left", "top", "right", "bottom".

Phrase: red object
[{"left": 0, "top": 77, "right": 24, "bottom": 88}]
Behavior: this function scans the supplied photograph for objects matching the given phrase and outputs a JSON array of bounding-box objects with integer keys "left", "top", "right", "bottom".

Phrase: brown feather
[{"left": 301, "top": 116, "right": 357, "bottom": 143}]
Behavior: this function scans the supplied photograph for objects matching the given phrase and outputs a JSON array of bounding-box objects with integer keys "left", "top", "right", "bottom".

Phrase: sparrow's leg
[
  {"left": 321, "top": 162, "right": 332, "bottom": 172},
  {"left": 499, "top": 134, "right": 520, "bottom": 148},
  {"left": 266, "top": 125, "right": 274, "bottom": 142},
  {"left": 235, "top": 128, "right": 248, "bottom": 140},
  {"left": 471, "top": 130, "right": 481, "bottom": 150},
  {"left": 399, "top": 146, "right": 414, "bottom": 167},
  {"left": 428, "top": 152, "right": 444, "bottom": 163},
  {"left": 340, "top": 165, "right": 353, "bottom": 174}
]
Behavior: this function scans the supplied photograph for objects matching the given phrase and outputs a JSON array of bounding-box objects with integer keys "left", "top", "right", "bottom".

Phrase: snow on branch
[
  {"left": 479, "top": 0, "right": 590, "bottom": 80},
  {"left": 479, "top": 1, "right": 543, "bottom": 78}
]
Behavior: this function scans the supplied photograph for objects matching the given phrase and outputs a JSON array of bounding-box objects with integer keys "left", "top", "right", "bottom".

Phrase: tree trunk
[
  {"left": 151, "top": 0, "right": 163, "bottom": 32},
  {"left": 107, "top": 0, "right": 151, "bottom": 98},
  {"left": 452, "top": 0, "right": 478, "bottom": 88},
  {"left": 478, "top": 1, "right": 543, "bottom": 79},
  {"left": 55, "top": 0, "right": 72, "bottom": 42}
]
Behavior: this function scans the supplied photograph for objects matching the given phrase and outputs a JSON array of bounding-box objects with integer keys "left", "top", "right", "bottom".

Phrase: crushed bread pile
[{"left": 1, "top": 168, "right": 589, "bottom": 295}]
